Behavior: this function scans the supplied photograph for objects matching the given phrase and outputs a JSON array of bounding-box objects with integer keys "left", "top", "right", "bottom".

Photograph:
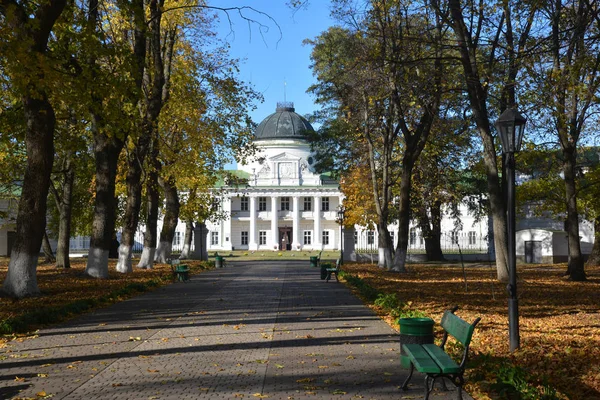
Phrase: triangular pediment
[{"left": 269, "top": 152, "right": 301, "bottom": 162}]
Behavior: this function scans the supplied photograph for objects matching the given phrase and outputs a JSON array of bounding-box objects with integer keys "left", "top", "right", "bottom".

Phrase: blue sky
[{"left": 212, "top": 1, "right": 336, "bottom": 124}]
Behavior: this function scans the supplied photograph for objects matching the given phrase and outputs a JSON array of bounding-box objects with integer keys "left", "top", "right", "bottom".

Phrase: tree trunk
[
  {"left": 42, "top": 231, "right": 56, "bottom": 264},
  {"left": 418, "top": 200, "right": 445, "bottom": 262},
  {"left": 586, "top": 216, "right": 600, "bottom": 266},
  {"left": 155, "top": 175, "right": 180, "bottom": 264},
  {"left": 50, "top": 157, "right": 75, "bottom": 269},
  {"left": 137, "top": 175, "right": 159, "bottom": 269},
  {"left": 563, "top": 148, "right": 585, "bottom": 280},
  {"left": 377, "top": 221, "right": 394, "bottom": 268},
  {"left": 85, "top": 130, "right": 124, "bottom": 278},
  {"left": 2, "top": 96, "right": 56, "bottom": 298},
  {"left": 137, "top": 141, "right": 160, "bottom": 269},
  {"left": 116, "top": 134, "right": 151, "bottom": 273},
  {"left": 391, "top": 165, "right": 413, "bottom": 272},
  {"left": 180, "top": 220, "right": 194, "bottom": 260}
]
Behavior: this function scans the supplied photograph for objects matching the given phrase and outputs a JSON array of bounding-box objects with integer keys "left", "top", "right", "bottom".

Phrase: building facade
[{"left": 206, "top": 103, "right": 345, "bottom": 252}]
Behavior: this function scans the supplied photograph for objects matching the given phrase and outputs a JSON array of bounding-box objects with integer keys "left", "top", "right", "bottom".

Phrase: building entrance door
[
  {"left": 524, "top": 241, "right": 542, "bottom": 263},
  {"left": 279, "top": 228, "right": 292, "bottom": 251}
]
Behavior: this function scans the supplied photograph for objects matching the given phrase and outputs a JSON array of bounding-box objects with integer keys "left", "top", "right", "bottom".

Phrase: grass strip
[{"left": 339, "top": 270, "right": 426, "bottom": 322}]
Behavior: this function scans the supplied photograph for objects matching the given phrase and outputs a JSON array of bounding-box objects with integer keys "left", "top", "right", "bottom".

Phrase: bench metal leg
[
  {"left": 401, "top": 362, "right": 414, "bottom": 391},
  {"left": 455, "top": 375, "right": 464, "bottom": 400},
  {"left": 424, "top": 375, "right": 435, "bottom": 400}
]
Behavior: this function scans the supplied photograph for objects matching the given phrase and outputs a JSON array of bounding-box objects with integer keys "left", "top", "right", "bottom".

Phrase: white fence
[
  {"left": 354, "top": 230, "right": 490, "bottom": 254},
  {"left": 69, "top": 230, "right": 194, "bottom": 255}
]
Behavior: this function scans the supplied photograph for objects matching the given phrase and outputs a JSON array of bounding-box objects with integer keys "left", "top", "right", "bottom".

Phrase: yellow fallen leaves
[{"left": 343, "top": 262, "right": 600, "bottom": 399}]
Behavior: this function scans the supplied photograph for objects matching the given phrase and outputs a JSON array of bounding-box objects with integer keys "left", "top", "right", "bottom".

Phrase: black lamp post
[
  {"left": 337, "top": 205, "right": 345, "bottom": 265},
  {"left": 495, "top": 106, "right": 526, "bottom": 352}
]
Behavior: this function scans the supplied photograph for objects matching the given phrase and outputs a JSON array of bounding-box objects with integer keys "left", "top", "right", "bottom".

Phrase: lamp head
[{"left": 495, "top": 107, "right": 527, "bottom": 153}]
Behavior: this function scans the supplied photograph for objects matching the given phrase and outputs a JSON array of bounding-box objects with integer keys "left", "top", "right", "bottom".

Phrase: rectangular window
[
  {"left": 303, "top": 231, "right": 312, "bottom": 245},
  {"left": 211, "top": 231, "right": 219, "bottom": 245},
  {"left": 173, "top": 231, "right": 181, "bottom": 246},
  {"left": 322, "top": 230, "right": 330, "bottom": 245},
  {"left": 354, "top": 231, "right": 358, "bottom": 245},
  {"left": 409, "top": 229, "right": 417, "bottom": 246},
  {"left": 451, "top": 231, "right": 459, "bottom": 245},
  {"left": 367, "top": 231, "right": 375, "bottom": 245},
  {"left": 241, "top": 231, "right": 248, "bottom": 245},
  {"left": 259, "top": 231, "right": 267, "bottom": 245},
  {"left": 468, "top": 231, "right": 477, "bottom": 245},
  {"left": 303, "top": 197, "right": 312, "bottom": 211},
  {"left": 240, "top": 197, "right": 249, "bottom": 211},
  {"left": 321, "top": 197, "right": 330, "bottom": 211},
  {"left": 281, "top": 197, "right": 290, "bottom": 211},
  {"left": 258, "top": 197, "right": 267, "bottom": 211}
]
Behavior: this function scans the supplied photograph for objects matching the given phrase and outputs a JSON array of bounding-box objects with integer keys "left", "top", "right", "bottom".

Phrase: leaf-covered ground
[
  {"left": 341, "top": 262, "right": 600, "bottom": 400},
  {"left": 0, "top": 259, "right": 212, "bottom": 338}
]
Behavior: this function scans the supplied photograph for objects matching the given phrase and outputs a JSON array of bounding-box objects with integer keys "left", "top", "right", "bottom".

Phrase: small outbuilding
[{"left": 516, "top": 229, "right": 568, "bottom": 263}]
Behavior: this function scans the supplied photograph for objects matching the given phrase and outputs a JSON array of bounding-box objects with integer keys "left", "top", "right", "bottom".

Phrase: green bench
[
  {"left": 401, "top": 307, "right": 481, "bottom": 400},
  {"left": 325, "top": 258, "right": 341, "bottom": 282}
]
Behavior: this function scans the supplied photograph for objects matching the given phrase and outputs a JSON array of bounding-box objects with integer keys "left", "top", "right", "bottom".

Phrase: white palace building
[{"left": 205, "top": 102, "right": 345, "bottom": 253}]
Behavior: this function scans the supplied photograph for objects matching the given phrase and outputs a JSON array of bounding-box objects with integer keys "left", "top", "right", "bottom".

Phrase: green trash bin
[
  {"left": 398, "top": 317, "right": 434, "bottom": 368},
  {"left": 310, "top": 256, "right": 318, "bottom": 268},
  {"left": 215, "top": 255, "right": 224, "bottom": 268}
]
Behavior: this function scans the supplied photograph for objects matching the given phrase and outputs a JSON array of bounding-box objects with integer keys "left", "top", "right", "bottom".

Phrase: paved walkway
[{"left": 0, "top": 261, "right": 472, "bottom": 400}]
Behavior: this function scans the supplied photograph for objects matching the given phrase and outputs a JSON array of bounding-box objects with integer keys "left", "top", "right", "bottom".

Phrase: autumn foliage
[
  {"left": 0, "top": 259, "right": 212, "bottom": 336},
  {"left": 341, "top": 262, "right": 600, "bottom": 399}
]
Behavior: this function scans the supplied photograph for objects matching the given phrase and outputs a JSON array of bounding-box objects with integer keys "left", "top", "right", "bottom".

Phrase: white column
[
  {"left": 249, "top": 196, "right": 258, "bottom": 250},
  {"left": 313, "top": 195, "right": 321, "bottom": 250},
  {"left": 223, "top": 196, "right": 232, "bottom": 250},
  {"left": 292, "top": 196, "right": 300, "bottom": 250},
  {"left": 271, "top": 196, "right": 278, "bottom": 250},
  {"left": 338, "top": 196, "right": 344, "bottom": 251}
]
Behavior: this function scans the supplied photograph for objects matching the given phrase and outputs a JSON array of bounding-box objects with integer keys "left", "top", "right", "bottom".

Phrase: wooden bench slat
[
  {"left": 441, "top": 311, "right": 476, "bottom": 346},
  {"left": 422, "top": 344, "right": 461, "bottom": 374},
  {"left": 402, "top": 344, "right": 442, "bottom": 374}
]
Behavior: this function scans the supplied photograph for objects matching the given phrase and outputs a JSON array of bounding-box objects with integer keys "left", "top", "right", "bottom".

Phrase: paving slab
[{"left": 0, "top": 261, "right": 473, "bottom": 400}]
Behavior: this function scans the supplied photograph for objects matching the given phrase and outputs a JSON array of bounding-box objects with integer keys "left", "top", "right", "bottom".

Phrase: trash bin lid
[{"left": 398, "top": 317, "right": 434, "bottom": 335}]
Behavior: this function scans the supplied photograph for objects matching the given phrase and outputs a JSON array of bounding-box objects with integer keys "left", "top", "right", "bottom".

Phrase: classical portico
[{"left": 206, "top": 102, "right": 343, "bottom": 252}]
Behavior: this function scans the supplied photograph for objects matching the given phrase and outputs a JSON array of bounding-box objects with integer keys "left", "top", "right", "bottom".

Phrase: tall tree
[
  {"left": 309, "top": 0, "right": 446, "bottom": 271},
  {"left": 542, "top": 0, "right": 600, "bottom": 280},
  {"left": 0, "top": 0, "right": 67, "bottom": 297},
  {"left": 116, "top": 0, "right": 167, "bottom": 273},
  {"left": 84, "top": 0, "right": 145, "bottom": 278},
  {"left": 429, "top": 0, "right": 537, "bottom": 280}
]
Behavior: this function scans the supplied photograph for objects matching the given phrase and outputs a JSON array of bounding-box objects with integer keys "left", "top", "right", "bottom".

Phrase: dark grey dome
[{"left": 255, "top": 102, "right": 314, "bottom": 140}]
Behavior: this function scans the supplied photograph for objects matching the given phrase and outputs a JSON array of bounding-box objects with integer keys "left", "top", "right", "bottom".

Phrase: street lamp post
[
  {"left": 337, "top": 205, "right": 345, "bottom": 265},
  {"left": 495, "top": 106, "right": 526, "bottom": 352}
]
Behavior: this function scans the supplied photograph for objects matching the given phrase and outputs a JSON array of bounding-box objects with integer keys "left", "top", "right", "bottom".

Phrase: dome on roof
[{"left": 255, "top": 102, "right": 314, "bottom": 140}]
